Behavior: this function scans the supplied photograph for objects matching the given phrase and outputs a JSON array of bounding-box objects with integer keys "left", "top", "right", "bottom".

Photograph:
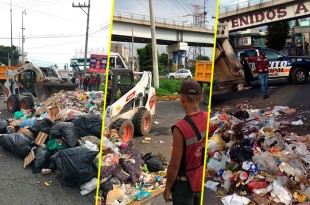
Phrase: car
[
  {"left": 236, "top": 48, "right": 310, "bottom": 84},
  {"left": 167, "top": 69, "right": 192, "bottom": 79}
]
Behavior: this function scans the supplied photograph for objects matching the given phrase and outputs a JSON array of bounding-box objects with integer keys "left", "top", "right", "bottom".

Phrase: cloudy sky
[
  {"left": 113, "top": 0, "right": 218, "bottom": 59},
  {"left": 0, "top": 0, "right": 112, "bottom": 67}
]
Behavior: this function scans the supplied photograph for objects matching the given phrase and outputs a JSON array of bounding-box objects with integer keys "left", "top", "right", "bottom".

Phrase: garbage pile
[
  {"left": 206, "top": 105, "right": 310, "bottom": 205},
  {"left": 0, "top": 90, "right": 104, "bottom": 196},
  {"left": 98, "top": 129, "right": 166, "bottom": 205}
]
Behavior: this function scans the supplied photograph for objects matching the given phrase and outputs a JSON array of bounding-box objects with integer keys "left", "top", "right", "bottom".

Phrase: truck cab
[{"left": 237, "top": 48, "right": 310, "bottom": 84}]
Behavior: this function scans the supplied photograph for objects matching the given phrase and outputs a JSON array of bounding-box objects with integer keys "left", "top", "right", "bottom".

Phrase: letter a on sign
[{"left": 295, "top": 3, "right": 309, "bottom": 14}]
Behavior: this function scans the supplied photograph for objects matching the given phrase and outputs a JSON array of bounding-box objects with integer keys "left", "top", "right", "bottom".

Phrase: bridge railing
[
  {"left": 220, "top": 0, "right": 272, "bottom": 14},
  {"left": 114, "top": 11, "right": 214, "bottom": 30}
]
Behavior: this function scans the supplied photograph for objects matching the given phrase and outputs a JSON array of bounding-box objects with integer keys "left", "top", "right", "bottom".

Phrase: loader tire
[
  {"left": 20, "top": 96, "right": 35, "bottom": 111},
  {"left": 202, "top": 86, "right": 210, "bottom": 105},
  {"left": 112, "top": 119, "right": 134, "bottom": 143},
  {"left": 133, "top": 109, "right": 152, "bottom": 136},
  {"left": 0, "top": 83, "right": 3, "bottom": 95},
  {"left": 7, "top": 95, "right": 20, "bottom": 113}
]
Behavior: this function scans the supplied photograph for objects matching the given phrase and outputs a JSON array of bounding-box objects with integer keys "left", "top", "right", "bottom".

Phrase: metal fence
[
  {"left": 220, "top": 0, "right": 273, "bottom": 13},
  {"left": 114, "top": 11, "right": 214, "bottom": 30}
]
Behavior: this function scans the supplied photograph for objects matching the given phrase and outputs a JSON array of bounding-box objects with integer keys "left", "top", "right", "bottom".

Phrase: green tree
[
  {"left": 137, "top": 43, "right": 153, "bottom": 72},
  {"left": 158, "top": 53, "right": 168, "bottom": 71},
  {"left": 196, "top": 55, "right": 210, "bottom": 61},
  {"left": 266, "top": 21, "right": 290, "bottom": 51},
  {"left": 0, "top": 45, "right": 20, "bottom": 66}
]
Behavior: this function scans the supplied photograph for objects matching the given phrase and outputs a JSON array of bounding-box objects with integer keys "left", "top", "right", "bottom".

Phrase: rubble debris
[{"left": 207, "top": 105, "right": 310, "bottom": 205}]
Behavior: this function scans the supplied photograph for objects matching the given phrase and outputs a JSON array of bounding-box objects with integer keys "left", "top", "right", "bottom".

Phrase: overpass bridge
[
  {"left": 219, "top": 0, "right": 310, "bottom": 32},
  {"left": 112, "top": 11, "right": 215, "bottom": 47}
]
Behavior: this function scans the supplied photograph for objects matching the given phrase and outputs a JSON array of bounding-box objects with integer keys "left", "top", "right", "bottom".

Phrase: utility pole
[
  {"left": 10, "top": 0, "right": 13, "bottom": 66},
  {"left": 72, "top": 0, "right": 90, "bottom": 77},
  {"left": 149, "top": 0, "right": 159, "bottom": 88},
  {"left": 22, "top": 9, "right": 26, "bottom": 64},
  {"left": 132, "top": 28, "right": 134, "bottom": 71}
]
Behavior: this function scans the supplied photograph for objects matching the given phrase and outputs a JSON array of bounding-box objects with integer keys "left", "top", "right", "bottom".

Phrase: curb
[{"left": 156, "top": 95, "right": 180, "bottom": 101}]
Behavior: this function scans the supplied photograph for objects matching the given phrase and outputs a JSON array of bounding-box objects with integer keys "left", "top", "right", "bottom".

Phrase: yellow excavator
[{"left": 3, "top": 62, "right": 77, "bottom": 113}]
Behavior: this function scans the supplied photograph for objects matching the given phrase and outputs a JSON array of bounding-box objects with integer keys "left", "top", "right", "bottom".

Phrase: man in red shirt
[
  {"left": 163, "top": 80, "right": 208, "bottom": 205},
  {"left": 247, "top": 52, "right": 270, "bottom": 99}
]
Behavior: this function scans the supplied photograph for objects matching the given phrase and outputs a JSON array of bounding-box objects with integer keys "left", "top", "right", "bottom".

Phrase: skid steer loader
[
  {"left": 105, "top": 68, "right": 156, "bottom": 143},
  {"left": 4, "top": 62, "right": 77, "bottom": 113}
]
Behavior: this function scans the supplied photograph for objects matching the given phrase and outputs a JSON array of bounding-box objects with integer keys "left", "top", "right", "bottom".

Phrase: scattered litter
[
  {"left": 154, "top": 121, "right": 159, "bottom": 124},
  {"left": 205, "top": 180, "right": 220, "bottom": 191}
]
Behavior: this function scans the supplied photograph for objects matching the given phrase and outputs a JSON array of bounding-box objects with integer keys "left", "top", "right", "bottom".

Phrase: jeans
[
  {"left": 90, "top": 85, "right": 97, "bottom": 91},
  {"left": 171, "top": 180, "right": 201, "bottom": 205},
  {"left": 258, "top": 73, "right": 268, "bottom": 95}
]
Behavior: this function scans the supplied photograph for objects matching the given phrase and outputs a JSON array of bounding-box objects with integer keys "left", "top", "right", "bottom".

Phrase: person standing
[
  {"left": 83, "top": 76, "right": 89, "bottom": 91},
  {"left": 88, "top": 74, "right": 98, "bottom": 91},
  {"left": 163, "top": 80, "right": 208, "bottom": 205},
  {"left": 79, "top": 75, "right": 83, "bottom": 89},
  {"left": 96, "top": 74, "right": 101, "bottom": 91},
  {"left": 240, "top": 53, "right": 253, "bottom": 88},
  {"left": 247, "top": 52, "right": 270, "bottom": 99}
]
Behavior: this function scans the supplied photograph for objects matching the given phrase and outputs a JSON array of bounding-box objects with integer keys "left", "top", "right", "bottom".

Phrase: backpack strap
[{"left": 183, "top": 115, "right": 203, "bottom": 141}]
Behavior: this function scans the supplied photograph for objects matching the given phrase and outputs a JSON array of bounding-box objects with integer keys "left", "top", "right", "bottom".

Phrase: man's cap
[{"left": 180, "top": 80, "right": 202, "bottom": 95}]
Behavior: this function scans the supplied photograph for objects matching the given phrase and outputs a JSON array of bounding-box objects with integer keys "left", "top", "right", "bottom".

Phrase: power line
[{"left": 136, "top": 0, "right": 149, "bottom": 10}]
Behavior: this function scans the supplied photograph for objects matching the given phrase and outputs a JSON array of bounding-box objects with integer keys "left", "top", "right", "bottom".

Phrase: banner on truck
[{"left": 89, "top": 54, "right": 107, "bottom": 73}]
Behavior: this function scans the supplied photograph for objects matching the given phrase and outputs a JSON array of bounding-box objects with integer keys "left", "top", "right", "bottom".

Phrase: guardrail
[
  {"left": 114, "top": 11, "right": 214, "bottom": 30},
  {"left": 220, "top": 0, "right": 273, "bottom": 14}
]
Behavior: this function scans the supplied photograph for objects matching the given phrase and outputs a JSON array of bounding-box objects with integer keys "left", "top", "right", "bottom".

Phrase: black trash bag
[
  {"left": 50, "top": 146, "right": 98, "bottom": 187},
  {"left": 233, "top": 110, "right": 250, "bottom": 121},
  {"left": 101, "top": 177, "right": 121, "bottom": 203},
  {"left": 142, "top": 153, "right": 164, "bottom": 172},
  {"left": 49, "top": 122, "right": 79, "bottom": 147},
  {"left": 32, "top": 147, "right": 51, "bottom": 174},
  {"left": 72, "top": 115, "right": 102, "bottom": 138},
  {"left": 120, "top": 158, "right": 142, "bottom": 184},
  {"left": 0, "top": 133, "right": 34, "bottom": 158},
  {"left": 119, "top": 142, "right": 141, "bottom": 156},
  {"left": 28, "top": 118, "right": 53, "bottom": 137},
  {"left": 0, "top": 120, "right": 8, "bottom": 134},
  {"left": 129, "top": 155, "right": 145, "bottom": 166},
  {"left": 229, "top": 146, "right": 254, "bottom": 162},
  {"left": 101, "top": 164, "right": 130, "bottom": 182}
]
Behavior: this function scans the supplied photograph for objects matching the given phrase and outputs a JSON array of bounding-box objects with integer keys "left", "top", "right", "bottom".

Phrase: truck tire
[
  {"left": 186, "top": 76, "right": 191, "bottom": 79},
  {"left": 0, "top": 83, "right": 3, "bottom": 95},
  {"left": 202, "top": 86, "right": 210, "bottom": 105},
  {"left": 7, "top": 95, "right": 20, "bottom": 113},
  {"left": 291, "top": 67, "right": 307, "bottom": 84},
  {"left": 20, "top": 96, "right": 35, "bottom": 110},
  {"left": 112, "top": 119, "right": 134, "bottom": 143},
  {"left": 170, "top": 76, "right": 175, "bottom": 79},
  {"left": 133, "top": 109, "right": 152, "bottom": 136}
]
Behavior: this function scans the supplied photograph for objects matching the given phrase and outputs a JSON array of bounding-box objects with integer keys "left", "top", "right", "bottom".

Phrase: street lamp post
[{"left": 22, "top": 10, "right": 26, "bottom": 64}]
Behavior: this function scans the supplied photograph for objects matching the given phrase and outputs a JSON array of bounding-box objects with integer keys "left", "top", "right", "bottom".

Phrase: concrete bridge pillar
[{"left": 166, "top": 42, "right": 188, "bottom": 71}]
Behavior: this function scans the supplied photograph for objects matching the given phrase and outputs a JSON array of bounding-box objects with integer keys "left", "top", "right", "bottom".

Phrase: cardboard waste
[
  {"left": 206, "top": 105, "right": 310, "bottom": 205},
  {"left": 98, "top": 129, "right": 166, "bottom": 205},
  {"left": 0, "top": 90, "right": 103, "bottom": 196}
]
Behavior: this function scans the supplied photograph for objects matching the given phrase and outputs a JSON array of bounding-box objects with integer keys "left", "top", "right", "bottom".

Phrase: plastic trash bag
[
  {"left": 101, "top": 164, "right": 130, "bottom": 182},
  {"left": 32, "top": 147, "right": 51, "bottom": 174},
  {"left": 50, "top": 146, "right": 98, "bottom": 187},
  {"left": 120, "top": 158, "right": 142, "bottom": 184},
  {"left": 101, "top": 177, "right": 122, "bottom": 202},
  {"left": 49, "top": 122, "right": 79, "bottom": 147},
  {"left": 28, "top": 118, "right": 53, "bottom": 137},
  {"left": 0, "top": 133, "right": 34, "bottom": 158},
  {"left": 80, "top": 178, "right": 98, "bottom": 195},
  {"left": 142, "top": 153, "right": 164, "bottom": 172},
  {"left": 252, "top": 152, "right": 277, "bottom": 173},
  {"left": 72, "top": 115, "right": 102, "bottom": 138},
  {"left": 229, "top": 146, "right": 253, "bottom": 162},
  {"left": 0, "top": 120, "right": 8, "bottom": 134},
  {"left": 134, "top": 190, "right": 151, "bottom": 201}
]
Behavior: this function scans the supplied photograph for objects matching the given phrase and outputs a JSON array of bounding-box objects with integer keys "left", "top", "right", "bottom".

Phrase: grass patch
[{"left": 155, "top": 79, "right": 184, "bottom": 96}]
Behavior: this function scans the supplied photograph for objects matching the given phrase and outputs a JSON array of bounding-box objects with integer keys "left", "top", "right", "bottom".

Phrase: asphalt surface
[
  {"left": 0, "top": 96, "right": 95, "bottom": 205},
  {"left": 204, "top": 78, "right": 310, "bottom": 205}
]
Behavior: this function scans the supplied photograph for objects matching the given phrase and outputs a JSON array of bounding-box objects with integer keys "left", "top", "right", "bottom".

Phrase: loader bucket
[{"left": 35, "top": 82, "right": 77, "bottom": 102}]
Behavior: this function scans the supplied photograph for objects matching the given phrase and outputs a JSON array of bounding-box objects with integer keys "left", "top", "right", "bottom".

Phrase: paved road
[
  {"left": 0, "top": 97, "right": 95, "bottom": 205},
  {"left": 204, "top": 79, "right": 310, "bottom": 205}
]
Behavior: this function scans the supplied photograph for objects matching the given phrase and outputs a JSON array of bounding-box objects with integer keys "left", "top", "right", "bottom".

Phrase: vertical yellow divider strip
[
  {"left": 200, "top": 0, "right": 220, "bottom": 204},
  {"left": 95, "top": 0, "right": 115, "bottom": 204}
]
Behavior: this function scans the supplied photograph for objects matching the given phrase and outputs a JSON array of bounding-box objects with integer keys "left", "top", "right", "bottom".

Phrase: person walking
[
  {"left": 240, "top": 53, "right": 253, "bottom": 88},
  {"left": 83, "top": 76, "right": 89, "bottom": 92},
  {"left": 88, "top": 74, "right": 98, "bottom": 91},
  {"left": 247, "top": 52, "right": 270, "bottom": 99},
  {"left": 163, "top": 80, "right": 208, "bottom": 205}
]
